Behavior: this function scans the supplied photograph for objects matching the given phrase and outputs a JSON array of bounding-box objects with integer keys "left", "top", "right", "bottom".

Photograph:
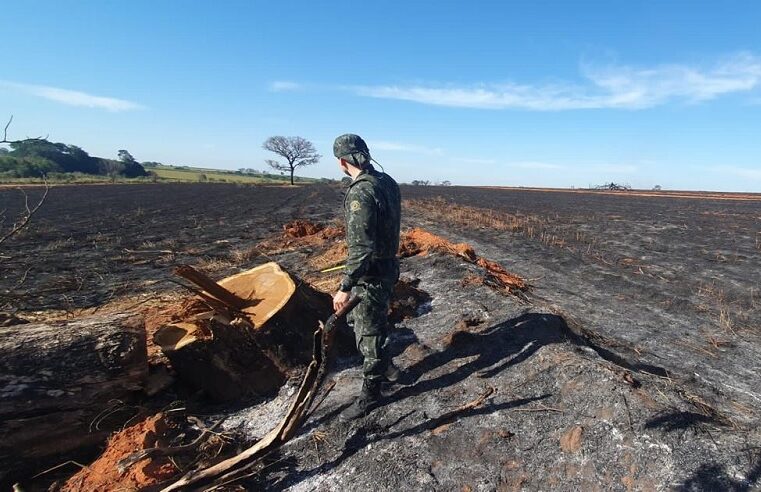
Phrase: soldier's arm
[{"left": 339, "top": 183, "right": 377, "bottom": 292}]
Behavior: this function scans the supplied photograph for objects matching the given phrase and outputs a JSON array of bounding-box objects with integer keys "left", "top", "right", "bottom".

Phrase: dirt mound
[
  {"left": 400, "top": 228, "right": 527, "bottom": 293},
  {"left": 400, "top": 228, "right": 477, "bottom": 261},
  {"left": 308, "top": 241, "right": 348, "bottom": 271},
  {"left": 283, "top": 219, "right": 344, "bottom": 242},
  {"left": 475, "top": 257, "right": 527, "bottom": 292},
  {"left": 62, "top": 413, "right": 178, "bottom": 492},
  {"left": 284, "top": 220, "right": 323, "bottom": 238},
  {"left": 258, "top": 221, "right": 346, "bottom": 255}
]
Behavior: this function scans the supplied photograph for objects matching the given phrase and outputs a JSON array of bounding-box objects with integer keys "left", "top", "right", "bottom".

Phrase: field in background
[
  {"left": 0, "top": 164, "right": 325, "bottom": 185},
  {"left": 147, "top": 165, "right": 317, "bottom": 184}
]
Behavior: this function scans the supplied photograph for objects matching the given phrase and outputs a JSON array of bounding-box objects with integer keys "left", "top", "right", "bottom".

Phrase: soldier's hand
[{"left": 333, "top": 290, "right": 351, "bottom": 313}]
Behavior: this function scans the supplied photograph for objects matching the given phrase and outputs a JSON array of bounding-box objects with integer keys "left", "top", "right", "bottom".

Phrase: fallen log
[
  {"left": 154, "top": 262, "right": 334, "bottom": 400},
  {"left": 0, "top": 313, "right": 147, "bottom": 484}
]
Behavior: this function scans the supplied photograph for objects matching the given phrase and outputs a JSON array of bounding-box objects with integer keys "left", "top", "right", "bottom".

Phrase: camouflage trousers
[{"left": 348, "top": 276, "right": 396, "bottom": 382}]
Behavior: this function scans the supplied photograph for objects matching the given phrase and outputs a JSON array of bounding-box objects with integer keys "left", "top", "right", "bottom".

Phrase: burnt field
[
  {"left": 402, "top": 186, "right": 761, "bottom": 417},
  {"left": 2, "top": 183, "right": 761, "bottom": 490},
  {"left": 0, "top": 183, "right": 343, "bottom": 315}
]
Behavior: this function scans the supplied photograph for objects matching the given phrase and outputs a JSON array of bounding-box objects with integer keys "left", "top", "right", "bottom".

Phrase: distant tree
[
  {"left": 411, "top": 180, "right": 430, "bottom": 186},
  {"left": 653, "top": 185, "right": 662, "bottom": 191},
  {"left": 262, "top": 136, "right": 321, "bottom": 185},
  {"left": 100, "top": 159, "right": 122, "bottom": 179},
  {"left": 118, "top": 149, "right": 136, "bottom": 164},
  {"left": 440, "top": 180, "right": 452, "bottom": 186}
]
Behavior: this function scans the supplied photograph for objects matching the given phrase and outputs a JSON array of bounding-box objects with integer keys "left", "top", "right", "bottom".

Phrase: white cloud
[
  {"left": 269, "top": 81, "right": 302, "bottom": 92},
  {"left": 0, "top": 81, "right": 144, "bottom": 111},
  {"left": 351, "top": 52, "right": 761, "bottom": 111},
  {"left": 372, "top": 140, "right": 444, "bottom": 156}
]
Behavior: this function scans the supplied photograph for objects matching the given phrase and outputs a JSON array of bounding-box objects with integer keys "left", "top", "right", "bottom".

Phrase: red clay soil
[
  {"left": 260, "top": 220, "right": 345, "bottom": 253},
  {"left": 265, "top": 223, "right": 526, "bottom": 295},
  {"left": 284, "top": 220, "right": 323, "bottom": 238},
  {"left": 400, "top": 228, "right": 527, "bottom": 293},
  {"left": 475, "top": 257, "right": 527, "bottom": 292},
  {"left": 308, "top": 241, "right": 348, "bottom": 271},
  {"left": 399, "top": 228, "right": 478, "bottom": 261},
  {"left": 62, "top": 413, "right": 178, "bottom": 492}
]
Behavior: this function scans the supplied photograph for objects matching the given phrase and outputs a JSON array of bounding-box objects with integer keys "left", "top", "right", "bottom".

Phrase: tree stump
[
  {"left": 0, "top": 313, "right": 147, "bottom": 484},
  {"left": 154, "top": 262, "right": 334, "bottom": 401}
]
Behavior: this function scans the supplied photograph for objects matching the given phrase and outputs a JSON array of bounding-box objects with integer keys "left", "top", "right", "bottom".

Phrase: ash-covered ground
[{"left": 216, "top": 250, "right": 760, "bottom": 491}]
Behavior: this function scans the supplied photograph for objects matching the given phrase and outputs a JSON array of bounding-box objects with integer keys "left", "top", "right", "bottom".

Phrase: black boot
[{"left": 340, "top": 380, "right": 382, "bottom": 421}]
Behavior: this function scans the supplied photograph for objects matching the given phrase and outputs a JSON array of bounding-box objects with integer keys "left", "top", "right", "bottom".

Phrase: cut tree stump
[
  {"left": 0, "top": 313, "right": 147, "bottom": 484},
  {"left": 154, "top": 262, "right": 334, "bottom": 401}
]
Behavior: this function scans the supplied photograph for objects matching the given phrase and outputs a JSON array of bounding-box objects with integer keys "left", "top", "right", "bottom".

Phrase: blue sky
[{"left": 1, "top": 1, "right": 761, "bottom": 191}]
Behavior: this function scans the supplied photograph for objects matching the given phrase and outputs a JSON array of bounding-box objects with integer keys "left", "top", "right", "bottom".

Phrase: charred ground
[{"left": 1, "top": 183, "right": 760, "bottom": 491}]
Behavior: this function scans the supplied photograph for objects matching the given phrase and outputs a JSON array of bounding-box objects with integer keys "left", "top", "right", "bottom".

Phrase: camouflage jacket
[{"left": 339, "top": 167, "right": 401, "bottom": 292}]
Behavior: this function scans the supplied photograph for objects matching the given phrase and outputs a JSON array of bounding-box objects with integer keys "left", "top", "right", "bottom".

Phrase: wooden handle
[
  {"left": 335, "top": 295, "right": 361, "bottom": 318},
  {"left": 324, "top": 295, "right": 361, "bottom": 332}
]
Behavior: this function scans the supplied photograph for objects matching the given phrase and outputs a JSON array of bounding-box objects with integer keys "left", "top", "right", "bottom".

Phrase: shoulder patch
[{"left": 350, "top": 200, "right": 361, "bottom": 212}]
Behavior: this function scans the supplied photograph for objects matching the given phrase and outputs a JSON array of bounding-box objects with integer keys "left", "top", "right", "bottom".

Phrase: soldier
[{"left": 332, "top": 133, "right": 402, "bottom": 421}]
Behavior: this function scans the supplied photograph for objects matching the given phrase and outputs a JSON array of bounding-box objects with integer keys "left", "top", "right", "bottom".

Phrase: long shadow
[
  {"left": 268, "top": 394, "right": 549, "bottom": 490},
  {"left": 268, "top": 312, "right": 570, "bottom": 490},
  {"left": 644, "top": 410, "right": 719, "bottom": 432},
  {"left": 267, "top": 311, "right": 668, "bottom": 489},
  {"left": 386, "top": 312, "right": 569, "bottom": 405}
]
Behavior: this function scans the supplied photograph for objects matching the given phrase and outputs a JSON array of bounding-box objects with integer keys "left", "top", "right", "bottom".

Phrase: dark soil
[
  {"left": 0, "top": 183, "right": 343, "bottom": 315},
  {"left": 402, "top": 186, "right": 761, "bottom": 427}
]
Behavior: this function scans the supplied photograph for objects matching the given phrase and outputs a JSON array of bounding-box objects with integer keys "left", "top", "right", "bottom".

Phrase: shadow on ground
[{"left": 261, "top": 312, "right": 571, "bottom": 490}]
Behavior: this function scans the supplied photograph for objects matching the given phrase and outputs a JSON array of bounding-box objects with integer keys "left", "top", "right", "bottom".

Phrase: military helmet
[{"left": 333, "top": 134, "right": 372, "bottom": 168}]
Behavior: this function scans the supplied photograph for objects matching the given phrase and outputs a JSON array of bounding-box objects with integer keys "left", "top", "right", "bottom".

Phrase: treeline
[{"left": 0, "top": 140, "right": 148, "bottom": 179}]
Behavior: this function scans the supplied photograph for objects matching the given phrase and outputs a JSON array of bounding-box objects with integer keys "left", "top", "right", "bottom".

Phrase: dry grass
[{"left": 403, "top": 197, "right": 598, "bottom": 255}]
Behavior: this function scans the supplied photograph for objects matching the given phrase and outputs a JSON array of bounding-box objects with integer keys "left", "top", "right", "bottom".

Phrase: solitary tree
[{"left": 262, "top": 136, "right": 320, "bottom": 185}]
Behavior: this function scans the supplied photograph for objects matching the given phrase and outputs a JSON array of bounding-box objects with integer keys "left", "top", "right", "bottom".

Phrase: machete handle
[{"left": 324, "top": 295, "right": 361, "bottom": 332}]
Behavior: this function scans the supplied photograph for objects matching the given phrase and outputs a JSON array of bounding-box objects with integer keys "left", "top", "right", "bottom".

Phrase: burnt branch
[
  {"left": 2, "top": 115, "right": 12, "bottom": 143},
  {"left": 0, "top": 176, "right": 50, "bottom": 246},
  {"left": 0, "top": 115, "right": 49, "bottom": 144}
]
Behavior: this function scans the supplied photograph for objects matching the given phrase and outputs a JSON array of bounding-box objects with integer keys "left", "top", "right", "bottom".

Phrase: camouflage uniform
[{"left": 334, "top": 135, "right": 402, "bottom": 383}]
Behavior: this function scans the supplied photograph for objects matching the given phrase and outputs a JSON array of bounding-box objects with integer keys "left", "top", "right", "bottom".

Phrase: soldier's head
[{"left": 333, "top": 134, "right": 372, "bottom": 177}]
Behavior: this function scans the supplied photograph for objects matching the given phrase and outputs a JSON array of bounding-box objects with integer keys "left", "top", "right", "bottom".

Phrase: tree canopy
[{"left": 0, "top": 140, "right": 148, "bottom": 178}]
